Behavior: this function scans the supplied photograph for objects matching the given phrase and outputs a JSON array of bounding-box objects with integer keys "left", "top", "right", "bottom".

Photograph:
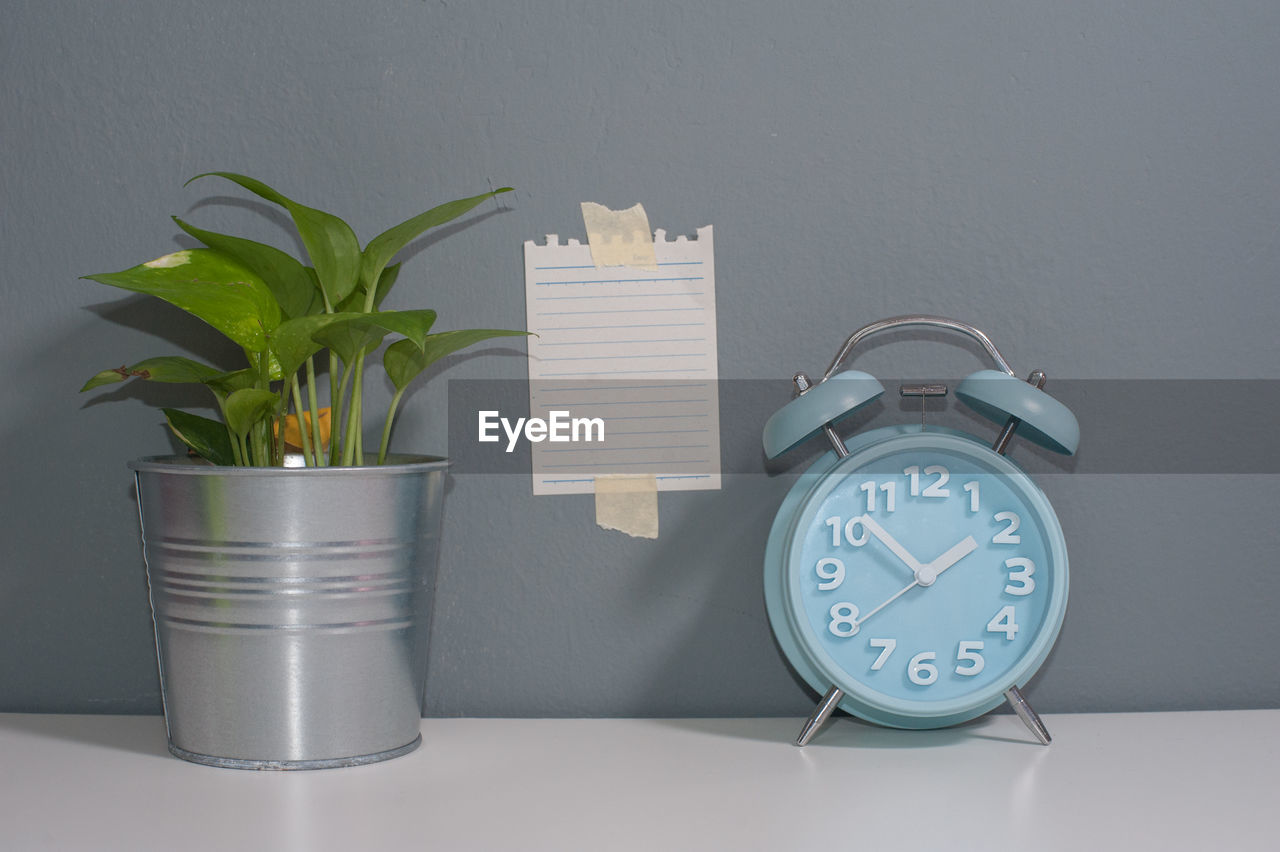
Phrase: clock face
[{"left": 766, "top": 428, "right": 1069, "bottom": 729}]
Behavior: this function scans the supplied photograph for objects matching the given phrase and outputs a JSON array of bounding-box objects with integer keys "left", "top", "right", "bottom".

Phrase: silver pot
[{"left": 130, "top": 455, "right": 447, "bottom": 769}]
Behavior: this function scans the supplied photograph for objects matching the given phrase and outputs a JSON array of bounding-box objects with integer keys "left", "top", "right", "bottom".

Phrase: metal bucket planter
[{"left": 129, "top": 454, "right": 448, "bottom": 770}]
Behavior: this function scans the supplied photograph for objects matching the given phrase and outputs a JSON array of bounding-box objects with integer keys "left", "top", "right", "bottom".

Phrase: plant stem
[
  {"left": 377, "top": 388, "right": 407, "bottom": 466},
  {"left": 329, "top": 356, "right": 356, "bottom": 466},
  {"left": 253, "top": 419, "right": 271, "bottom": 467},
  {"left": 341, "top": 355, "right": 366, "bottom": 467},
  {"left": 353, "top": 347, "right": 367, "bottom": 465},
  {"left": 353, "top": 388, "right": 363, "bottom": 465},
  {"left": 228, "top": 428, "right": 244, "bottom": 466},
  {"left": 271, "top": 400, "right": 286, "bottom": 467},
  {"left": 213, "top": 394, "right": 244, "bottom": 467},
  {"left": 305, "top": 356, "right": 325, "bottom": 466},
  {"left": 251, "top": 349, "right": 273, "bottom": 467},
  {"left": 290, "top": 376, "right": 314, "bottom": 467}
]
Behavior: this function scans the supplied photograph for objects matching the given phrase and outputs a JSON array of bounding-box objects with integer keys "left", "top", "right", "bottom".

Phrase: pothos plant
[{"left": 81, "top": 172, "right": 525, "bottom": 467}]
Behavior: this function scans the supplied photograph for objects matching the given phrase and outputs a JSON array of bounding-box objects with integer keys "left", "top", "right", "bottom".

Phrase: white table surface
[{"left": 2, "top": 710, "right": 1276, "bottom": 851}]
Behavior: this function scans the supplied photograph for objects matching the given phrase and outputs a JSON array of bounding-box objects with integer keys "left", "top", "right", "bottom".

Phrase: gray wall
[{"left": 3, "top": 1, "right": 1278, "bottom": 717}]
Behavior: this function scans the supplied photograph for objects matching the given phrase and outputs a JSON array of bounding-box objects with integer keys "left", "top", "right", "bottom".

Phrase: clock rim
[{"left": 763, "top": 426, "right": 1070, "bottom": 730}]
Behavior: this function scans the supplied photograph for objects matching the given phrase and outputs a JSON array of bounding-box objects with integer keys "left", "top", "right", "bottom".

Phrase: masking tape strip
[
  {"left": 580, "top": 202, "right": 658, "bottom": 270},
  {"left": 594, "top": 474, "right": 659, "bottom": 539}
]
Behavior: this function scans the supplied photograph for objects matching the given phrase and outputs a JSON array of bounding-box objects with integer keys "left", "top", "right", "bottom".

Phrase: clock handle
[
  {"left": 823, "top": 315, "right": 1017, "bottom": 381},
  {"left": 1005, "top": 685, "right": 1053, "bottom": 745},
  {"left": 794, "top": 685, "right": 844, "bottom": 746}
]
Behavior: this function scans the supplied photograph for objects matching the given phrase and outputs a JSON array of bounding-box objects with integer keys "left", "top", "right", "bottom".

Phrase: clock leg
[
  {"left": 795, "top": 685, "right": 844, "bottom": 746},
  {"left": 1004, "top": 685, "right": 1052, "bottom": 745},
  {"left": 991, "top": 372, "right": 1056, "bottom": 747}
]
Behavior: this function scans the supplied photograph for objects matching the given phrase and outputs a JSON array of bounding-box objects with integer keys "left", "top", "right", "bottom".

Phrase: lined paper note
[{"left": 523, "top": 226, "right": 720, "bottom": 495}]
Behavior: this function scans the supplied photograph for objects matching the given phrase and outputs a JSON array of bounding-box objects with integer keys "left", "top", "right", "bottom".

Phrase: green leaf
[
  {"left": 186, "top": 172, "right": 288, "bottom": 206},
  {"left": 359, "top": 188, "right": 513, "bottom": 304},
  {"left": 249, "top": 347, "right": 288, "bottom": 383},
  {"left": 223, "top": 388, "right": 279, "bottom": 439},
  {"left": 362, "top": 309, "right": 437, "bottom": 350},
  {"left": 337, "top": 263, "right": 400, "bottom": 313},
  {"left": 188, "top": 172, "right": 362, "bottom": 308},
  {"left": 203, "top": 368, "right": 258, "bottom": 398},
  {"left": 83, "top": 249, "right": 281, "bottom": 352},
  {"left": 382, "top": 339, "right": 426, "bottom": 392},
  {"left": 162, "top": 408, "right": 235, "bottom": 466},
  {"left": 311, "top": 316, "right": 389, "bottom": 367},
  {"left": 307, "top": 310, "right": 438, "bottom": 369},
  {"left": 267, "top": 311, "right": 365, "bottom": 378},
  {"left": 81, "top": 368, "right": 132, "bottom": 393},
  {"left": 173, "top": 217, "right": 319, "bottom": 320},
  {"left": 370, "top": 262, "right": 401, "bottom": 310},
  {"left": 81, "top": 356, "right": 225, "bottom": 392},
  {"left": 383, "top": 328, "right": 529, "bottom": 392}
]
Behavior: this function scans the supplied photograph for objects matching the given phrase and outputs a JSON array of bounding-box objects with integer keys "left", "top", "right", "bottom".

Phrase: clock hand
[
  {"left": 853, "top": 579, "right": 918, "bottom": 629},
  {"left": 916, "top": 535, "right": 979, "bottom": 587},
  {"left": 854, "top": 515, "right": 925, "bottom": 575},
  {"left": 855, "top": 535, "right": 980, "bottom": 628}
]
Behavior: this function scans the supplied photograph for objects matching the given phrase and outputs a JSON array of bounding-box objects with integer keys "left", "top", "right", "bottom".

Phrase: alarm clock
[{"left": 762, "top": 316, "right": 1079, "bottom": 746}]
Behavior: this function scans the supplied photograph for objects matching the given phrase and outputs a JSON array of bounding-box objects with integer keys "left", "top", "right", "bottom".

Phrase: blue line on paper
[
  {"left": 539, "top": 353, "right": 706, "bottom": 362},
  {"left": 535, "top": 292, "right": 704, "bottom": 301},
  {"left": 535, "top": 276, "right": 704, "bottom": 286},
  {"left": 598, "top": 413, "right": 709, "bottom": 420},
  {"left": 540, "top": 444, "right": 709, "bottom": 454},
  {"left": 541, "top": 459, "right": 709, "bottom": 469},
  {"left": 538, "top": 383, "right": 707, "bottom": 393},
  {"left": 537, "top": 308, "right": 703, "bottom": 316},
  {"left": 536, "top": 398, "right": 707, "bottom": 406},
  {"left": 604, "top": 429, "right": 711, "bottom": 436},
  {"left": 533, "top": 261, "right": 703, "bottom": 271},
  {"left": 539, "top": 473, "right": 711, "bottom": 483},
  {"left": 537, "top": 338, "right": 706, "bottom": 347},
  {"left": 540, "top": 369, "right": 707, "bottom": 377},
  {"left": 539, "top": 322, "right": 706, "bottom": 331}
]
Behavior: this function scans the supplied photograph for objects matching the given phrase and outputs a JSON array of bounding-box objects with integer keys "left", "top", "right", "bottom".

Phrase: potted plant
[{"left": 81, "top": 172, "right": 525, "bottom": 769}]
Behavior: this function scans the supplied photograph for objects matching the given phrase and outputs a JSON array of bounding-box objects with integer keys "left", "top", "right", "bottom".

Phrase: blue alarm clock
[{"left": 762, "top": 316, "right": 1079, "bottom": 746}]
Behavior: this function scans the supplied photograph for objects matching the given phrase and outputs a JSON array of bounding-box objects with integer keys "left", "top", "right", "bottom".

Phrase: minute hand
[
  {"left": 916, "top": 535, "right": 979, "bottom": 586},
  {"left": 854, "top": 534, "right": 980, "bottom": 631},
  {"left": 855, "top": 515, "right": 926, "bottom": 575}
]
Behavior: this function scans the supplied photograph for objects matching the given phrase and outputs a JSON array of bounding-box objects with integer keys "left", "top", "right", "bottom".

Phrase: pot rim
[{"left": 128, "top": 454, "right": 449, "bottom": 476}]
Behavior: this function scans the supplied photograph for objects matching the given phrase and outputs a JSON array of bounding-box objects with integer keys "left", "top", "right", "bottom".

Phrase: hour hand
[
  {"left": 916, "top": 535, "right": 979, "bottom": 586},
  {"left": 854, "top": 515, "right": 925, "bottom": 575}
]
